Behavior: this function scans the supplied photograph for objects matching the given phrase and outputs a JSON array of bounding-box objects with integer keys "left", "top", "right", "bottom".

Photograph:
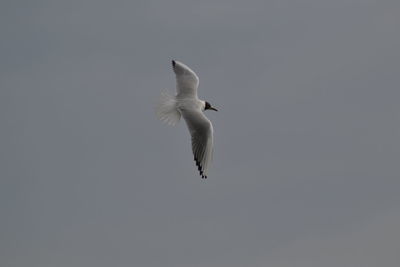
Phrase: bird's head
[{"left": 204, "top": 101, "right": 218, "bottom": 112}]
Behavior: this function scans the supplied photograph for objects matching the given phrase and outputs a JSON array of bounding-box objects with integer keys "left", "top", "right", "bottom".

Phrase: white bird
[{"left": 156, "top": 60, "right": 218, "bottom": 179}]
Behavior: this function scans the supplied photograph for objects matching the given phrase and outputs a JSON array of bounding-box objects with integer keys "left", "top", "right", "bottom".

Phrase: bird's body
[
  {"left": 177, "top": 98, "right": 205, "bottom": 113},
  {"left": 156, "top": 60, "right": 217, "bottom": 179}
]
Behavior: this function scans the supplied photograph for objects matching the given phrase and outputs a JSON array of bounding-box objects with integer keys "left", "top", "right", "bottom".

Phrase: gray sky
[{"left": 1, "top": 0, "right": 400, "bottom": 266}]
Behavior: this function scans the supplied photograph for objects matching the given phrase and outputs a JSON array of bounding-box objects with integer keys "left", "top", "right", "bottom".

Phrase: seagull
[{"left": 156, "top": 60, "right": 218, "bottom": 179}]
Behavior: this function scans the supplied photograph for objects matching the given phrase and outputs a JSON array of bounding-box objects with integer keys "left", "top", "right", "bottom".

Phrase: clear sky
[{"left": 1, "top": 1, "right": 400, "bottom": 266}]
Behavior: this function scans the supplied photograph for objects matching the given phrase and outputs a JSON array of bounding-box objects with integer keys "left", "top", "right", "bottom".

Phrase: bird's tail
[{"left": 156, "top": 91, "right": 181, "bottom": 126}]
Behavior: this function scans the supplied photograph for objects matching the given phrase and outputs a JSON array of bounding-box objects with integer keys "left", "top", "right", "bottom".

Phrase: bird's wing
[
  {"left": 180, "top": 108, "right": 214, "bottom": 178},
  {"left": 172, "top": 60, "right": 199, "bottom": 98}
]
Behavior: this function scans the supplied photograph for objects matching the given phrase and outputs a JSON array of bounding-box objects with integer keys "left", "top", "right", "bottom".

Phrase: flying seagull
[{"left": 156, "top": 60, "right": 218, "bottom": 179}]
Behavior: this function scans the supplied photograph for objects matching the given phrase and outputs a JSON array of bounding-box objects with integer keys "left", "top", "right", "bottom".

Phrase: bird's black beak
[{"left": 205, "top": 101, "right": 218, "bottom": 112}]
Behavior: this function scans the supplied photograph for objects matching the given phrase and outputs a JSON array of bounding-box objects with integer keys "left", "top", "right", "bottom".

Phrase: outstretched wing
[
  {"left": 172, "top": 60, "right": 199, "bottom": 98},
  {"left": 181, "top": 109, "right": 214, "bottom": 179}
]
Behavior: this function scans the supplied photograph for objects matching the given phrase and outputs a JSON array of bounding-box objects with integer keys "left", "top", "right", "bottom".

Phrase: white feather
[
  {"left": 180, "top": 108, "right": 214, "bottom": 178},
  {"left": 156, "top": 91, "right": 181, "bottom": 126},
  {"left": 172, "top": 60, "right": 199, "bottom": 98}
]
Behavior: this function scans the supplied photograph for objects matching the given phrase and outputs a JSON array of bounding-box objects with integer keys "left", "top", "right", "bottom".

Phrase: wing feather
[
  {"left": 180, "top": 109, "right": 213, "bottom": 179},
  {"left": 172, "top": 60, "right": 199, "bottom": 98}
]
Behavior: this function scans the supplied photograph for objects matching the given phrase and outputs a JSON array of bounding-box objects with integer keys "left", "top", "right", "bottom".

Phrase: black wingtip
[
  {"left": 172, "top": 60, "right": 176, "bottom": 67},
  {"left": 194, "top": 158, "right": 207, "bottom": 179}
]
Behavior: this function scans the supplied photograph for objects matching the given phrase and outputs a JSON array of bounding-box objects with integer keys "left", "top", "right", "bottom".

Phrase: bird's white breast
[{"left": 177, "top": 98, "right": 205, "bottom": 112}]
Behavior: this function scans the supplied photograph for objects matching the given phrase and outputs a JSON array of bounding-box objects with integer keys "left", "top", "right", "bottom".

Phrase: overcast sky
[{"left": 1, "top": 1, "right": 400, "bottom": 266}]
